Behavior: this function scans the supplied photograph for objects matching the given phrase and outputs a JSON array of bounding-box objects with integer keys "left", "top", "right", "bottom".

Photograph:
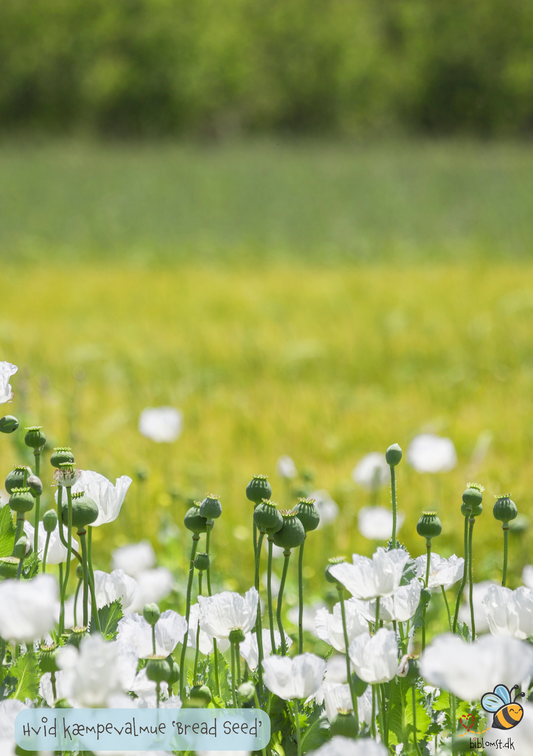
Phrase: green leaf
[
  {"left": 412, "top": 589, "right": 431, "bottom": 630},
  {"left": 93, "top": 600, "right": 123, "bottom": 638},
  {"left": 301, "top": 703, "right": 328, "bottom": 753},
  {"left": 400, "top": 557, "right": 418, "bottom": 586},
  {"left": 21, "top": 551, "right": 40, "bottom": 580},
  {"left": 0, "top": 504, "right": 16, "bottom": 558},
  {"left": 9, "top": 653, "right": 40, "bottom": 701},
  {"left": 207, "top": 647, "right": 231, "bottom": 706},
  {"left": 405, "top": 685, "right": 431, "bottom": 738},
  {"left": 433, "top": 689, "right": 450, "bottom": 711},
  {"left": 387, "top": 679, "right": 405, "bottom": 745}
]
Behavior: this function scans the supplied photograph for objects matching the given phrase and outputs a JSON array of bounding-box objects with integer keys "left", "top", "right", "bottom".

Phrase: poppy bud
[
  {"left": 189, "top": 683, "right": 213, "bottom": 707},
  {"left": 462, "top": 484, "right": 484, "bottom": 516},
  {"left": 253, "top": 500, "right": 283, "bottom": 535},
  {"left": 194, "top": 553, "right": 210, "bottom": 572},
  {"left": 325, "top": 556, "right": 346, "bottom": 585},
  {"left": 0, "top": 415, "right": 18, "bottom": 433},
  {"left": 199, "top": 494, "right": 222, "bottom": 520},
  {"left": 385, "top": 443, "right": 402, "bottom": 466},
  {"left": 416, "top": 512, "right": 442, "bottom": 541},
  {"left": 24, "top": 426, "right": 46, "bottom": 450},
  {"left": 43, "top": 509, "right": 58, "bottom": 533},
  {"left": 295, "top": 498, "right": 320, "bottom": 533},
  {"left": 50, "top": 447, "right": 75, "bottom": 468},
  {"left": 9, "top": 487, "right": 34, "bottom": 513},
  {"left": 5, "top": 465, "right": 30, "bottom": 494},
  {"left": 331, "top": 714, "right": 359, "bottom": 738},
  {"left": 493, "top": 494, "right": 518, "bottom": 524},
  {"left": 61, "top": 492, "right": 98, "bottom": 529},
  {"left": 146, "top": 657, "right": 171, "bottom": 683},
  {"left": 27, "top": 474, "right": 43, "bottom": 497},
  {"left": 0, "top": 556, "right": 19, "bottom": 579},
  {"left": 184, "top": 503, "right": 208, "bottom": 534},
  {"left": 143, "top": 603, "right": 161, "bottom": 626},
  {"left": 246, "top": 475, "right": 272, "bottom": 505},
  {"left": 229, "top": 628, "right": 246, "bottom": 644}
]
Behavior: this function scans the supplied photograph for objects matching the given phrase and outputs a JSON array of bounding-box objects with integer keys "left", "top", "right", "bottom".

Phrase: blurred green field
[{"left": 2, "top": 141, "right": 533, "bottom": 598}]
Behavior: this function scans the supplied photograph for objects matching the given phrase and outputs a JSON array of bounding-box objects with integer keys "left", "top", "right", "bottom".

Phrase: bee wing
[
  {"left": 494, "top": 685, "right": 511, "bottom": 704},
  {"left": 481, "top": 693, "right": 504, "bottom": 712}
]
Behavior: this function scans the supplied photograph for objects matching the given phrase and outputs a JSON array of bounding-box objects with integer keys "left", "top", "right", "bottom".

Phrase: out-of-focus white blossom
[
  {"left": 406, "top": 434, "right": 457, "bottom": 473},
  {"left": 287, "top": 601, "right": 327, "bottom": 635},
  {"left": 352, "top": 453, "right": 389, "bottom": 490},
  {"left": 139, "top": 406, "right": 182, "bottom": 443},
  {"left": 240, "top": 629, "right": 292, "bottom": 671},
  {"left": 415, "top": 553, "right": 464, "bottom": 592},
  {"left": 112, "top": 541, "right": 156, "bottom": 577},
  {"left": 308, "top": 735, "right": 387, "bottom": 756},
  {"left": 124, "top": 567, "right": 174, "bottom": 613},
  {"left": 315, "top": 600, "right": 367, "bottom": 652},
  {"left": 198, "top": 588, "right": 258, "bottom": 640},
  {"left": 263, "top": 653, "right": 326, "bottom": 700},
  {"left": 522, "top": 565, "right": 533, "bottom": 589},
  {"left": 360, "top": 579, "right": 422, "bottom": 623},
  {"left": 482, "top": 585, "right": 533, "bottom": 640},
  {"left": 358, "top": 507, "right": 405, "bottom": 541},
  {"left": 330, "top": 548, "right": 410, "bottom": 600},
  {"left": 309, "top": 490, "right": 339, "bottom": 528},
  {"left": 458, "top": 580, "right": 497, "bottom": 633},
  {"left": 348, "top": 628, "right": 398, "bottom": 684},
  {"left": 0, "top": 699, "right": 28, "bottom": 756},
  {"left": 0, "top": 574, "right": 58, "bottom": 643},
  {"left": 94, "top": 569, "right": 138, "bottom": 610},
  {"left": 276, "top": 455, "right": 298, "bottom": 479},
  {"left": 0, "top": 361, "right": 17, "bottom": 404},
  {"left": 117, "top": 611, "right": 187, "bottom": 657}
]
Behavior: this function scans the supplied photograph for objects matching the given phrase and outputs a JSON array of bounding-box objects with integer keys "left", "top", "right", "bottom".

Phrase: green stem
[
  {"left": 277, "top": 551, "right": 291, "bottom": 655},
  {"left": 294, "top": 699, "right": 302, "bottom": 756},
  {"left": 73, "top": 578, "right": 82, "bottom": 627},
  {"left": 267, "top": 537, "right": 276, "bottom": 651},
  {"left": 337, "top": 586, "right": 359, "bottom": 733},
  {"left": 16, "top": 556, "right": 23, "bottom": 580},
  {"left": 375, "top": 596, "right": 380, "bottom": 631},
  {"left": 376, "top": 684, "right": 386, "bottom": 745},
  {"left": 79, "top": 530, "right": 90, "bottom": 627},
  {"left": 452, "top": 514, "right": 469, "bottom": 633},
  {"left": 255, "top": 531, "right": 265, "bottom": 694},
  {"left": 231, "top": 641, "right": 238, "bottom": 707},
  {"left": 412, "top": 685, "right": 423, "bottom": 756},
  {"left": 235, "top": 641, "right": 241, "bottom": 688},
  {"left": 58, "top": 562, "right": 64, "bottom": 634},
  {"left": 33, "top": 451, "right": 41, "bottom": 553},
  {"left": 502, "top": 525, "right": 509, "bottom": 587},
  {"left": 390, "top": 465, "right": 397, "bottom": 547},
  {"left": 450, "top": 692, "right": 457, "bottom": 755},
  {"left": 13, "top": 512, "right": 25, "bottom": 553},
  {"left": 152, "top": 625, "right": 157, "bottom": 656},
  {"left": 387, "top": 676, "right": 396, "bottom": 747},
  {"left": 87, "top": 527, "right": 101, "bottom": 632},
  {"left": 441, "top": 586, "right": 452, "bottom": 632},
  {"left": 193, "top": 571, "right": 203, "bottom": 681},
  {"left": 42, "top": 532, "right": 51, "bottom": 573},
  {"left": 253, "top": 688, "right": 268, "bottom": 756},
  {"left": 422, "top": 540, "right": 431, "bottom": 652},
  {"left": 179, "top": 535, "right": 199, "bottom": 701},
  {"left": 298, "top": 538, "right": 305, "bottom": 655},
  {"left": 156, "top": 681, "right": 161, "bottom": 709},
  {"left": 468, "top": 517, "right": 475, "bottom": 640},
  {"left": 371, "top": 685, "right": 376, "bottom": 738},
  {"left": 62, "top": 487, "right": 74, "bottom": 628},
  {"left": 205, "top": 523, "right": 220, "bottom": 698}
]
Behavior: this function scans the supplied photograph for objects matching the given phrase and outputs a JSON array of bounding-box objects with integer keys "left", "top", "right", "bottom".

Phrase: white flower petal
[
  {"left": 352, "top": 453, "right": 389, "bottom": 490},
  {"left": 348, "top": 628, "right": 398, "bottom": 684},
  {"left": 198, "top": 588, "right": 258, "bottom": 640},
  {"left": 112, "top": 541, "right": 156, "bottom": 578},
  {"left": 0, "top": 361, "right": 18, "bottom": 404},
  {"left": 139, "top": 407, "right": 182, "bottom": 443},
  {"left": 406, "top": 434, "right": 457, "bottom": 473},
  {"left": 0, "top": 574, "right": 59, "bottom": 642},
  {"left": 358, "top": 507, "right": 405, "bottom": 541}
]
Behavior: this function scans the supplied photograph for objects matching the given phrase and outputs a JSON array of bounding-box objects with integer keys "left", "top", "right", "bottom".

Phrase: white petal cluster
[
  {"left": 94, "top": 569, "right": 138, "bottom": 610},
  {"left": 329, "top": 548, "right": 410, "bottom": 599},
  {"left": 117, "top": 611, "right": 187, "bottom": 657},
  {"left": 358, "top": 507, "right": 405, "bottom": 541},
  {"left": 112, "top": 541, "right": 156, "bottom": 577},
  {"left": 309, "top": 735, "right": 387, "bottom": 756},
  {"left": 198, "top": 588, "right": 258, "bottom": 639},
  {"left": 415, "top": 553, "right": 464, "bottom": 591},
  {"left": 0, "top": 574, "right": 58, "bottom": 642},
  {"left": 420, "top": 633, "right": 533, "bottom": 700},
  {"left": 187, "top": 603, "right": 230, "bottom": 655},
  {"left": 23, "top": 520, "right": 79, "bottom": 565},
  {"left": 123, "top": 567, "right": 174, "bottom": 613},
  {"left": 0, "top": 361, "right": 17, "bottom": 404},
  {"left": 63, "top": 470, "right": 132, "bottom": 527},
  {"left": 406, "top": 433, "right": 457, "bottom": 473},
  {"left": 482, "top": 585, "right": 533, "bottom": 639},
  {"left": 348, "top": 628, "right": 398, "bottom": 683},
  {"left": 139, "top": 407, "right": 183, "bottom": 443},
  {"left": 263, "top": 653, "right": 326, "bottom": 700},
  {"left": 458, "top": 580, "right": 496, "bottom": 633},
  {"left": 0, "top": 699, "right": 27, "bottom": 756},
  {"left": 315, "top": 600, "right": 367, "bottom": 652},
  {"left": 352, "top": 453, "right": 389, "bottom": 490},
  {"left": 361, "top": 579, "right": 422, "bottom": 623},
  {"left": 240, "top": 629, "right": 292, "bottom": 670}
]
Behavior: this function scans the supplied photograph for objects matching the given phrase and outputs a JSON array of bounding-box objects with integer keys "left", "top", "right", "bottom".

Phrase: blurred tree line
[{"left": 1, "top": 0, "right": 533, "bottom": 138}]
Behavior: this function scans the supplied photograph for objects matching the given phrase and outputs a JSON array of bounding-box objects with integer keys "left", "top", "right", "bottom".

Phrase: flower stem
[
  {"left": 337, "top": 586, "right": 359, "bottom": 734},
  {"left": 180, "top": 535, "right": 199, "bottom": 702},
  {"left": 441, "top": 586, "right": 452, "bottom": 632},
  {"left": 205, "top": 523, "right": 220, "bottom": 698},
  {"left": 375, "top": 596, "right": 380, "bottom": 631},
  {"left": 297, "top": 537, "right": 306, "bottom": 654},
  {"left": 87, "top": 527, "right": 101, "bottom": 632},
  {"left": 13, "top": 512, "right": 25, "bottom": 553},
  {"left": 58, "top": 562, "right": 64, "bottom": 633},
  {"left": 267, "top": 537, "right": 276, "bottom": 651},
  {"left": 230, "top": 641, "right": 238, "bottom": 707},
  {"left": 468, "top": 516, "right": 476, "bottom": 640},
  {"left": 16, "top": 556, "right": 23, "bottom": 580},
  {"left": 390, "top": 465, "right": 397, "bottom": 547},
  {"left": 61, "top": 487, "right": 74, "bottom": 628},
  {"left": 33, "top": 451, "right": 41, "bottom": 553},
  {"left": 502, "top": 525, "right": 509, "bottom": 587},
  {"left": 421, "top": 539, "right": 432, "bottom": 652},
  {"left": 42, "top": 532, "right": 51, "bottom": 574},
  {"left": 78, "top": 530, "right": 90, "bottom": 627},
  {"left": 450, "top": 692, "right": 457, "bottom": 756},
  {"left": 411, "top": 685, "right": 423, "bottom": 756},
  {"left": 255, "top": 531, "right": 265, "bottom": 694},
  {"left": 294, "top": 699, "right": 302, "bottom": 756},
  {"left": 152, "top": 625, "right": 157, "bottom": 656},
  {"left": 193, "top": 571, "right": 203, "bottom": 681},
  {"left": 277, "top": 551, "right": 291, "bottom": 655},
  {"left": 452, "top": 514, "right": 469, "bottom": 633},
  {"left": 73, "top": 577, "right": 82, "bottom": 627}
]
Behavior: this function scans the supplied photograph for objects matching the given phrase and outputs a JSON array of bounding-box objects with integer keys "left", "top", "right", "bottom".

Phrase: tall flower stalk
[
  {"left": 416, "top": 512, "right": 442, "bottom": 651},
  {"left": 493, "top": 495, "right": 518, "bottom": 588},
  {"left": 272, "top": 510, "right": 305, "bottom": 655},
  {"left": 294, "top": 498, "right": 320, "bottom": 654},
  {"left": 386, "top": 443, "right": 402, "bottom": 547}
]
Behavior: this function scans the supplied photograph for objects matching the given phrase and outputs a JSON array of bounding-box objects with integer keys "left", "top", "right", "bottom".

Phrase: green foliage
[
  {"left": 207, "top": 649, "right": 231, "bottom": 706},
  {"left": 6, "top": 653, "right": 40, "bottom": 701},
  {"left": 93, "top": 600, "right": 123, "bottom": 639},
  {"left": 0, "top": 504, "right": 16, "bottom": 558}
]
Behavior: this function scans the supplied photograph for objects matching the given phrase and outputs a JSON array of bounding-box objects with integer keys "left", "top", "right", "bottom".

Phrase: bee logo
[{"left": 481, "top": 684, "right": 525, "bottom": 730}]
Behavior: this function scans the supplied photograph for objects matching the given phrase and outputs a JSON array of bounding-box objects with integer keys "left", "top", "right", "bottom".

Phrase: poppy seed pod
[
  {"left": 5, "top": 465, "right": 30, "bottom": 494},
  {"left": 493, "top": 495, "right": 518, "bottom": 524},
  {"left": 9, "top": 487, "right": 34, "bottom": 513},
  {"left": 295, "top": 498, "right": 320, "bottom": 533},
  {"left": 67, "top": 627, "right": 88, "bottom": 647},
  {"left": 24, "top": 426, "right": 46, "bottom": 450},
  {"left": 253, "top": 500, "right": 283, "bottom": 535},
  {"left": 199, "top": 494, "right": 222, "bottom": 520},
  {"left": 143, "top": 603, "right": 161, "bottom": 626},
  {"left": 13, "top": 536, "right": 28, "bottom": 559},
  {"left": 167, "top": 658, "right": 180, "bottom": 686},
  {"left": 461, "top": 501, "right": 483, "bottom": 517},
  {"left": 43, "top": 509, "right": 58, "bottom": 533},
  {"left": 61, "top": 492, "right": 98, "bottom": 529},
  {"left": 386, "top": 443, "right": 403, "bottom": 466},
  {"left": 189, "top": 683, "right": 213, "bottom": 707},
  {"left": 416, "top": 512, "right": 442, "bottom": 540},
  {"left": 0, "top": 556, "right": 19, "bottom": 579},
  {"left": 50, "top": 447, "right": 75, "bottom": 468},
  {"left": 246, "top": 475, "right": 272, "bottom": 505},
  {"left": 194, "top": 552, "right": 210, "bottom": 572},
  {"left": 229, "top": 628, "right": 246, "bottom": 644},
  {"left": 462, "top": 484, "right": 484, "bottom": 515},
  {"left": 27, "top": 474, "right": 43, "bottom": 497},
  {"left": 325, "top": 556, "right": 346, "bottom": 584},
  {"left": 39, "top": 644, "right": 59, "bottom": 674},
  {"left": 331, "top": 714, "right": 359, "bottom": 739},
  {"left": 146, "top": 657, "right": 171, "bottom": 683},
  {"left": 272, "top": 510, "right": 306, "bottom": 551},
  {"left": 76, "top": 564, "right": 84, "bottom": 580},
  {"left": 184, "top": 504, "right": 208, "bottom": 534},
  {"left": 0, "top": 415, "right": 18, "bottom": 433}
]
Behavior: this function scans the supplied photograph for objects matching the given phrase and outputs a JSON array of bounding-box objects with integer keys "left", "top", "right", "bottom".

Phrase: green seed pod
[
  {"left": 146, "top": 657, "right": 171, "bottom": 683},
  {"left": 416, "top": 512, "right": 442, "bottom": 540},
  {"left": 246, "top": 475, "right": 272, "bottom": 505},
  {"left": 294, "top": 498, "right": 320, "bottom": 533},
  {"left": 253, "top": 500, "right": 283, "bottom": 535},
  {"left": 9, "top": 487, "right": 34, "bottom": 513},
  {"left": 27, "top": 474, "right": 43, "bottom": 497},
  {"left": 43, "top": 509, "right": 58, "bottom": 533},
  {"left": 461, "top": 501, "right": 483, "bottom": 518},
  {"left": 351, "top": 672, "right": 368, "bottom": 698},
  {"left": 13, "top": 535, "right": 27, "bottom": 559},
  {"left": 76, "top": 564, "right": 84, "bottom": 580},
  {"left": 24, "top": 426, "right": 46, "bottom": 450},
  {"left": 0, "top": 556, "right": 19, "bottom": 579},
  {"left": 0, "top": 415, "right": 19, "bottom": 434},
  {"left": 67, "top": 626, "right": 88, "bottom": 648},
  {"left": 272, "top": 510, "right": 306, "bottom": 551},
  {"left": 462, "top": 483, "right": 484, "bottom": 511},
  {"left": 50, "top": 447, "right": 75, "bottom": 468},
  {"left": 325, "top": 556, "right": 346, "bottom": 585},
  {"left": 385, "top": 443, "right": 403, "bottom": 466},
  {"left": 39, "top": 644, "right": 59, "bottom": 674},
  {"left": 143, "top": 603, "right": 161, "bottom": 626},
  {"left": 493, "top": 494, "right": 518, "bottom": 524},
  {"left": 189, "top": 683, "right": 213, "bottom": 707},
  {"left": 238, "top": 681, "right": 255, "bottom": 702},
  {"left": 199, "top": 494, "right": 222, "bottom": 520},
  {"left": 184, "top": 504, "right": 208, "bottom": 535},
  {"left": 167, "top": 658, "right": 180, "bottom": 686},
  {"left": 5, "top": 465, "right": 30, "bottom": 494},
  {"left": 331, "top": 713, "right": 359, "bottom": 738},
  {"left": 61, "top": 492, "right": 99, "bottom": 530},
  {"left": 194, "top": 552, "right": 210, "bottom": 572},
  {"left": 229, "top": 628, "right": 245, "bottom": 644}
]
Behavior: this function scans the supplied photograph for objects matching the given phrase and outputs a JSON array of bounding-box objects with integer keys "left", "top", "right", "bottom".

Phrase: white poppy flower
[
  {"left": 329, "top": 548, "right": 410, "bottom": 600},
  {"left": 117, "top": 610, "right": 187, "bottom": 657},
  {"left": 361, "top": 579, "right": 422, "bottom": 623},
  {"left": 139, "top": 407, "right": 182, "bottom": 443},
  {"left": 40, "top": 671, "right": 66, "bottom": 707},
  {"left": 309, "top": 490, "right": 339, "bottom": 528},
  {"left": 419, "top": 633, "right": 533, "bottom": 700},
  {"left": 123, "top": 567, "right": 174, "bottom": 613},
  {"left": 287, "top": 601, "right": 327, "bottom": 635},
  {"left": 406, "top": 434, "right": 457, "bottom": 473},
  {"left": 309, "top": 735, "right": 387, "bottom": 756},
  {"left": 263, "top": 653, "right": 327, "bottom": 700},
  {"left": 94, "top": 569, "right": 138, "bottom": 610},
  {"left": 522, "top": 565, "right": 533, "bottom": 589},
  {"left": 415, "top": 553, "right": 464, "bottom": 592},
  {"left": 0, "top": 361, "right": 17, "bottom": 404},
  {"left": 352, "top": 453, "right": 389, "bottom": 490},
  {"left": 130, "top": 667, "right": 169, "bottom": 707},
  {"left": 315, "top": 655, "right": 350, "bottom": 706},
  {"left": 485, "top": 701, "right": 533, "bottom": 756},
  {"left": 276, "top": 455, "right": 297, "bottom": 479},
  {"left": 59, "top": 469, "right": 132, "bottom": 527},
  {"left": 323, "top": 682, "right": 353, "bottom": 721},
  {"left": 57, "top": 634, "right": 138, "bottom": 707},
  {"left": 187, "top": 603, "right": 230, "bottom": 655},
  {"left": 198, "top": 588, "right": 259, "bottom": 640},
  {"left": 348, "top": 628, "right": 398, "bottom": 683},
  {"left": 23, "top": 520, "right": 79, "bottom": 564},
  {"left": 0, "top": 574, "right": 58, "bottom": 642},
  {"left": 240, "top": 629, "right": 292, "bottom": 671},
  {"left": 112, "top": 541, "right": 156, "bottom": 577},
  {"left": 458, "top": 580, "right": 497, "bottom": 633},
  {"left": 358, "top": 507, "right": 405, "bottom": 541},
  {"left": 0, "top": 699, "right": 27, "bottom": 756},
  {"left": 482, "top": 585, "right": 533, "bottom": 640},
  {"left": 315, "top": 599, "right": 368, "bottom": 652}
]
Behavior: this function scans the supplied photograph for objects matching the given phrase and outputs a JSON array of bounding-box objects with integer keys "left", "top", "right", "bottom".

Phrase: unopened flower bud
[
  {"left": 386, "top": 443, "right": 403, "bottom": 466},
  {"left": 246, "top": 475, "right": 272, "bottom": 505},
  {"left": 5, "top": 465, "right": 30, "bottom": 494},
  {"left": 43, "top": 509, "right": 58, "bottom": 533},
  {"left": 9, "top": 487, "right": 34, "bottom": 513},
  {"left": 146, "top": 657, "right": 171, "bottom": 683},
  {"left": 0, "top": 415, "right": 18, "bottom": 433},
  {"left": 13, "top": 535, "right": 27, "bottom": 559},
  {"left": 397, "top": 654, "right": 419, "bottom": 683},
  {"left": 194, "top": 553, "right": 210, "bottom": 572},
  {"left": 493, "top": 494, "right": 518, "bottom": 524},
  {"left": 294, "top": 498, "right": 320, "bottom": 533},
  {"left": 238, "top": 681, "right": 255, "bottom": 702},
  {"left": 416, "top": 512, "right": 442, "bottom": 541},
  {"left": 199, "top": 494, "right": 222, "bottom": 520},
  {"left": 27, "top": 474, "right": 43, "bottom": 497},
  {"left": 24, "top": 426, "right": 46, "bottom": 450},
  {"left": 188, "top": 683, "right": 213, "bottom": 707},
  {"left": 143, "top": 603, "right": 161, "bottom": 626},
  {"left": 184, "top": 503, "right": 208, "bottom": 535},
  {"left": 76, "top": 564, "right": 84, "bottom": 580},
  {"left": 462, "top": 484, "right": 484, "bottom": 516},
  {"left": 50, "top": 447, "right": 75, "bottom": 468},
  {"left": 325, "top": 556, "right": 346, "bottom": 585}
]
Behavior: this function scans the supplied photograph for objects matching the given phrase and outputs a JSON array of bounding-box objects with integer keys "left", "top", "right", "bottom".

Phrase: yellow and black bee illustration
[{"left": 481, "top": 684, "right": 525, "bottom": 730}]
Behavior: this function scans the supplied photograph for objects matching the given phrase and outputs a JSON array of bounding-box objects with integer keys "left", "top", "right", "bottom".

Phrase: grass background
[{"left": 1, "top": 140, "right": 533, "bottom": 600}]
